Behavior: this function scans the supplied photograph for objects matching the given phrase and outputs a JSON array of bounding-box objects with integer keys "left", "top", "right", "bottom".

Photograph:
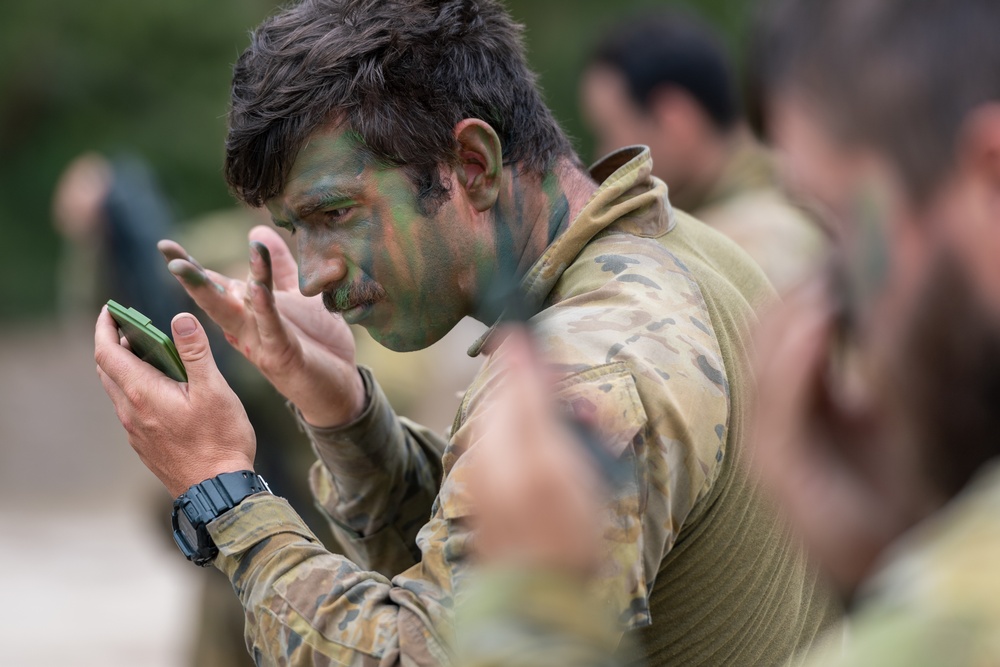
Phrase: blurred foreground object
[
  {"left": 750, "top": 0, "right": 1000, "bottom": 663},
  {"left": 469, "top": 329, "right": 606, "bottom": 576},
  {"left": 455, "top": 329, "right": 620, "bottom": 667},
  {"left": 581, "top": 10, "right": 827, "bottom": 292}
]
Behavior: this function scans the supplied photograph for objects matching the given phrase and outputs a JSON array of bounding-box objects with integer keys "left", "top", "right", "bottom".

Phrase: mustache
[{"left": 322, "top": 280, "right": 388, "bottom": 314}]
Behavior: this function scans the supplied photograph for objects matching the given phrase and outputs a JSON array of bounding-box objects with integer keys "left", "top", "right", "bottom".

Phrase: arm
[
  {"left": 94, "top": 309, "right": 452, "bottom": 666},
  {"left": 209, "top": 495, "right": 451, "bottom": 666},
  {"left": 299, "top": 367, "right": 447, "bottom": 576}
]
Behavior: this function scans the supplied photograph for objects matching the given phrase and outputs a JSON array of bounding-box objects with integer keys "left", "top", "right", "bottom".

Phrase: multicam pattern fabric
[
  {"left": 208, "top": 146, "right": 833, "bottom": 666},
  {"left": 800, "top": 460, "right": 1000, "bottom": 667}
]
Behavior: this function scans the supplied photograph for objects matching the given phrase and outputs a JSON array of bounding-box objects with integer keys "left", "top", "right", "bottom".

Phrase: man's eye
[{"left": 325, "top": 207, "right": 352, "bottom": 221}]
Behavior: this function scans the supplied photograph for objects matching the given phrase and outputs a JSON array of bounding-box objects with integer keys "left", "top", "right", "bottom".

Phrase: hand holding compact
[{"left": 95, "top": 307, "right": 255, "bottom": 498}]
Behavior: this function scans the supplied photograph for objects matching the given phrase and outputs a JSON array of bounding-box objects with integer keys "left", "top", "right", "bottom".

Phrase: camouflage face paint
[
  {"left": 265, "top": 124, "right": 582, "bottom": 351},
  {"left": 481, "top": 167, "right": 573, "bottom": 322},
  {"left": 266, "top": 126, "right": 499, "bottom": 351}
]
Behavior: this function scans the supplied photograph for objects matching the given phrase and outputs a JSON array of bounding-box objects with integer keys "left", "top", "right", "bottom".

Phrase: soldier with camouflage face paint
[{"left": 93, "top": 1, "right": 839, "bottom": 665}]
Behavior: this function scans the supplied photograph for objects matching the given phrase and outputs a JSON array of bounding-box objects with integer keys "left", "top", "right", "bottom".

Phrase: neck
[{"left": 473, "top": 158, "right": 597, "bottom": 322}]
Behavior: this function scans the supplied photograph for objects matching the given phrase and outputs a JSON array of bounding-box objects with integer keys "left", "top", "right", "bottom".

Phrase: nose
[{"left": 297, "top": 239, "right": 348, "bottom": 297}]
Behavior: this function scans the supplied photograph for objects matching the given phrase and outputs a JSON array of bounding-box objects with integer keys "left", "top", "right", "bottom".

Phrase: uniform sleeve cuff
[
  {"left": 207, "top": 494, "right": 320, "bottom": 557},
  {"left": 292, "top": 366, "right": 401, "bottom": 468}
]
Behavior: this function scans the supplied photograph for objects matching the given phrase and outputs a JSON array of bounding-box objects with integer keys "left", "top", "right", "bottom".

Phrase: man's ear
[
  {"left": 453, "top": 119, "right": 503, "bottom": 212},
  {"left": 959, "top": 104, "right": 1000, "bottom": 198}
]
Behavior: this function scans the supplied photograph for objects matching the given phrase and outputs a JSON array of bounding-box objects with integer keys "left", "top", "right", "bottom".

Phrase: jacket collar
[{"left": 468, "top": 145, "right": 674, "bottom": 356}]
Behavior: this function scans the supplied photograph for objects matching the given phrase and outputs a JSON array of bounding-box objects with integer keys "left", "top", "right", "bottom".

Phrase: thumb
[{"left": 172, "top": 313, "right": 221, "bottom": 382}]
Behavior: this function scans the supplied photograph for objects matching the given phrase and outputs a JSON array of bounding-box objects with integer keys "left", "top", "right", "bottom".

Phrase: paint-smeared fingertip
[
  {"left": 167, "top": 259, "right": 209, "bottom": 287},
  {"left": 157, "top": 239, "right": 186, "bottom": 260},
  {"left": 250, "top": 240, "right": 271, "bottom": 266},
  {"left": 166, "top": 258, "right": 186, "bottom": 275}
]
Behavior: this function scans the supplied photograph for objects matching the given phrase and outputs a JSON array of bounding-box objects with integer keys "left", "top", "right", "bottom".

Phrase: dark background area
[{"left": 0, "top": 0, "right": 749, "bottom": 321}]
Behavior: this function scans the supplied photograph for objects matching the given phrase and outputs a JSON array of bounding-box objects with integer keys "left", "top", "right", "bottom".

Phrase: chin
[
  {"left": 365, "top": 327, "right": 436, "bottom": 353},
  {"left": 365, "top": 319, "right": 457, "bottom": 352}
]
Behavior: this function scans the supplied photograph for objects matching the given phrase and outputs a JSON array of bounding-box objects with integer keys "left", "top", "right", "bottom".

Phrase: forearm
[
  {"left": 298, "top": 367, "right": 447, "bottom": 574},
  {"left": 209, "top": 494, "right": 452, "bottom": 667}
]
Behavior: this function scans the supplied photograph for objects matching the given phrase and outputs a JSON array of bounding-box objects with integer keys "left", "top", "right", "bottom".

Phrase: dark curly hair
[{"left": 225, "top": 0, "right": 576, "bottom": 211}]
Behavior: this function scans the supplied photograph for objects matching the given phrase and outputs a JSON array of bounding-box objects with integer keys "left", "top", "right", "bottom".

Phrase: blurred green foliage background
[{"left": 0, "top": 0, "right": 749, "bottom": 321}]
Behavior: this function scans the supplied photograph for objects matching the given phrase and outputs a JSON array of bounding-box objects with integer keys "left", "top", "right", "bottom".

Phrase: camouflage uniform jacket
[
  {"left": 207, "top": 146, "right": 837, "bottom": 666},
  {"left": 692, "top": 135, "right": 828, "bottom": 293},
  {"left": 801, "top": 460, "right": 1000, "bottom": 667}
]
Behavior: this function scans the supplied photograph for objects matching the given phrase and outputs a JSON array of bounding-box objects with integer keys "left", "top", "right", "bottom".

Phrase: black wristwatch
[{"left": 171, "top": 470, "right": 271, "bottom": 566}]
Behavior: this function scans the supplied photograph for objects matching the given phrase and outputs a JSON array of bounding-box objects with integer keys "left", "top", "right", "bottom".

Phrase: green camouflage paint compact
[{"left": 106, "top": 299, "right": 188, "bottom": 382}]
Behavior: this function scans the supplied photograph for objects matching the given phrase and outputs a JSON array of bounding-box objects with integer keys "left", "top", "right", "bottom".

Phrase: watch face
[{"left": 177, "top": 507, "right": 199, "bottom": 551}]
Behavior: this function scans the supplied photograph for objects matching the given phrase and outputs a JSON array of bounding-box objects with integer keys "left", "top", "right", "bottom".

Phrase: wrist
[
  {"left": 168, "top": 457, "right": 255, "bottom": 499},
  {"left": 297, "top": 367, "right": 368, "bottom": 428},
  {"left": 172, "top": 470, "right": 271, "bottom": 566}
]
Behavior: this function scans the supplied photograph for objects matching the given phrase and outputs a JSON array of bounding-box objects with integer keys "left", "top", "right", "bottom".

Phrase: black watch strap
[{"left": 172, "top": 470, "right": 270, "bottom": 566}]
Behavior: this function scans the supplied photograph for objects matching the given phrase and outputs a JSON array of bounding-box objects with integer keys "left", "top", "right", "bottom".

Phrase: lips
[
  {"left": 339, "top": 301, "right": 375, "bottom": 325},
  {"left": 323, "top": 280, "right": 388, "bottom": 319}
]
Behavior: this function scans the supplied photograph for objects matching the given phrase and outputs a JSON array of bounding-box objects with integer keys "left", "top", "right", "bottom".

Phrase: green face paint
[
  {"left": 841, "top": 182, "right": 893, "bottom": 331},
  {"left": 265, "top": 125, "right": 495, "bottom": 351}
]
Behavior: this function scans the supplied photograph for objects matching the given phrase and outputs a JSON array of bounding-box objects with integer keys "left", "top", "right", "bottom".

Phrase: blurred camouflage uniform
[
  {"left": 206, "top": 146, "right": 839, "bottom": 665},
  {"left": 798, "top": 460, "right": 1000, "bottom": 667},
  {"left": 691, "top": 136, "right": 828, "bottom": 292},
  {"left": 454, "top": 569, "right": 622, "bottom": 667}
]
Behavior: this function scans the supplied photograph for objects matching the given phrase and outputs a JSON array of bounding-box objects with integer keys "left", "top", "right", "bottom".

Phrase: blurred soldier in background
[
  {"left": 581, "top": 11, "right": 827, "bottom": 292},
  {"left": 51, "top": 153, "right": 187, "bottom": 331},
  {"left": 747, "top": 0, "right": 1000, "bottom": 663}
]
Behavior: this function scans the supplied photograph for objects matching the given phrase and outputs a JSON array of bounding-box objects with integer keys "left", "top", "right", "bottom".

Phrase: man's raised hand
[{"left": 157, "top": 225, "right": 365, "bottom": 428}]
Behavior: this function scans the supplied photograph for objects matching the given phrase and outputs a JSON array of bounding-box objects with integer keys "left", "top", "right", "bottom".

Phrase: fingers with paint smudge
[
  {"left": 159, "top": 243, "right": 247, "bottom": 334},
  {"left": 249, "top": 241, "right": 273, "bottom": 292}
]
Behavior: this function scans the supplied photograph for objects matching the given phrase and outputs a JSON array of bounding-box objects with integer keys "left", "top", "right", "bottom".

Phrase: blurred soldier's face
[
  {"left": 773, "top": 92, "right": 1000, "bottom": 379},
  {"left": 580, "top": 65, "right": 717, "bottom": 209},
  {"left": 769, "top": 91, "right": 1000, "bottom": 589}
]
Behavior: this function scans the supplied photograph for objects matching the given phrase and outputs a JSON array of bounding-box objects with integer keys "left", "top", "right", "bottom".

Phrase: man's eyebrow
[{"left": 294, "top": 187, "right": 360, "bottom": 218}]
